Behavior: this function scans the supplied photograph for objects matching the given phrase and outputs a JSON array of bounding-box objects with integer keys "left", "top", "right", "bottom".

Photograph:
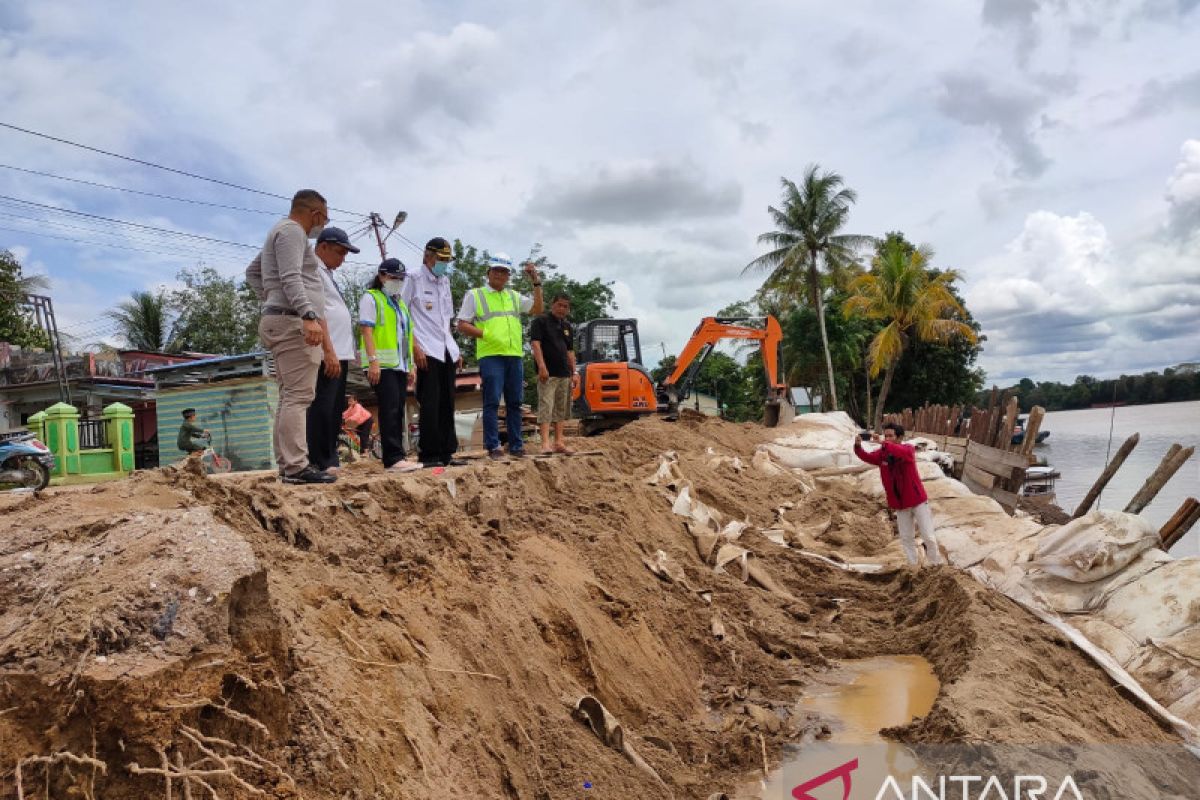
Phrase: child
[{"left": 177, "top": 408, "right": 210, "bottom": 457}]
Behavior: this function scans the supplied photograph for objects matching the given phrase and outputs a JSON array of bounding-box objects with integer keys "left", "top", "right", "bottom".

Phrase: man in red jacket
[{"left": 853, "top": 422, "right": 944, "bottom": 566}]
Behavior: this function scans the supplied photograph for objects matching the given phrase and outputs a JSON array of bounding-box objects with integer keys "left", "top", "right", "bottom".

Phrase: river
[{"left": 1037, "top": 400, "right": 1200, "bottom": 555}]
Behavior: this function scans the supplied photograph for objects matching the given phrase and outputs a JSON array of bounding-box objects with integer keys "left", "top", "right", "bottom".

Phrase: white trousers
[{"left": 895, "top": 502, "right": 943, "bottom": 566}]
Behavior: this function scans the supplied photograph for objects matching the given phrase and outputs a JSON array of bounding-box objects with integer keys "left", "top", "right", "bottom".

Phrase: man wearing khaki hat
[{"left": 402, "top": 237, "right": 464, "bottom": 467}]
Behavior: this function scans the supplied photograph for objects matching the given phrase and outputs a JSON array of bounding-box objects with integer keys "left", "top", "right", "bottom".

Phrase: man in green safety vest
[{"left": 457, "top": 253, "right": 544, "bottom": 459}]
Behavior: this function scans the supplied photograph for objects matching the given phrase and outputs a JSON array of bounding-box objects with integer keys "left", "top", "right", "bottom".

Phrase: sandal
[
  {"left": 386, "top": 460, "right": 423, "bottom": 473},
  {"left": 554, "top": 445, "right": 576, "bottom": 455}
]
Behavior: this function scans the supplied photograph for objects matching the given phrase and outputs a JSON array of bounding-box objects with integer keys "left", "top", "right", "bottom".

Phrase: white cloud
[{"left": 967, "top": 140, "right": 1200, "bottom": 382}]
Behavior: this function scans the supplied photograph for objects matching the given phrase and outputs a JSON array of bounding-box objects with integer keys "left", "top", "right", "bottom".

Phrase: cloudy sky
[{"left": 1, "top": 0, "right": 1197, "bottom": 384}]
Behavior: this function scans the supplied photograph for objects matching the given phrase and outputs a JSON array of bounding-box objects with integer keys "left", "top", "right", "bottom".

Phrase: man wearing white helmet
[{"left": 457, "top": 253, "right": 543, "bottom": 459}]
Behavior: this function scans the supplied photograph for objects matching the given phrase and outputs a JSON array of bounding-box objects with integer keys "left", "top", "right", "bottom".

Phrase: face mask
[
  {"left": 383, "top": 280, "right": 403, "bottom": 297},
  {"left": 431, "top": 260, "right": 451, "bottom": 277},
  {"left": 308, "top": 224, "right": 324, "bottom": 240}
]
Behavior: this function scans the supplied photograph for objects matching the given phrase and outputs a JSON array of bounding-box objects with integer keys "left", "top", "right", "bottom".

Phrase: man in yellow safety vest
[{"left": 457, "top": 253, "right": 543, "bottom": 459}]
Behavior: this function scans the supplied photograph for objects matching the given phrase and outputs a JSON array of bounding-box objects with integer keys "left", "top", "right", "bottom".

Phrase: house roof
[
  {"left": 143, "top": 352, "right": 267, "bottom": 374},
  {"left": 791, "top": 387, "right": 821, "bottom": 405}
]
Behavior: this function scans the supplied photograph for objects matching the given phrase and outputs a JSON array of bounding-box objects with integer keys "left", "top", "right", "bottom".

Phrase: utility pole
[
  {"left": 368, "top": 213, "right": 389, "bottom": 260},
  {"left": 366, "top": 211, "right": 409, "bottom": 262}
]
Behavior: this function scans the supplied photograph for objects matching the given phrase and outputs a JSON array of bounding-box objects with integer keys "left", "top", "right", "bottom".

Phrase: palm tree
[
  {"left": 108, "top": 290, "right": 173, "bottom": 352},
  {"left": 843, "top": 239, "right": 977, "bottom": 429},
  {"left": 745, "top": 167, "right": 873, "bottom": 411}
]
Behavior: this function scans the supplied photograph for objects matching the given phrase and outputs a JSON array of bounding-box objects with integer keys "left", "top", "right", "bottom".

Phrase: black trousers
[
  {"left": 356, "top": 419, "right": 373, "bottom": 452},
  {"left": 306, "top": 360, "right": 348, "bottom": 470},
  {"left": 416, "top": 351, "right": 458, "bottom": 464},
  {"left": 372, "top": 368, "right": 409, "bottom": 468}
]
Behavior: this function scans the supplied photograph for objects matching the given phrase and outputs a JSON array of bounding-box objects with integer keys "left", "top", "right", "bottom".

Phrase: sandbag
[
  {"left": 1126, "top": 623, "right": 1200, "bottom": 708},
  {"left": 1027, "top": 510, "right": 1160, "bottom": 583},
  {"left": 758, "top": 443, "right": 846, "bottom": 471},
  {"left": 1096, "top": 558, "right": 1200, "bottom": 644},
  {"left": 1025, "top": 548, "right": 1173, "bottom": 615}
]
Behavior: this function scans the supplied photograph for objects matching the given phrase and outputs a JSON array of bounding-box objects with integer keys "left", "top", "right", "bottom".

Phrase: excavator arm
[{"left": 660, "top": 316, "right": 792, "bottom": 426}]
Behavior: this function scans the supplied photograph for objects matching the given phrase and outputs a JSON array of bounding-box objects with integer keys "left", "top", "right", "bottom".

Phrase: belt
[{"left": 262, "top": 306, "right": 299, "bottom": 316}]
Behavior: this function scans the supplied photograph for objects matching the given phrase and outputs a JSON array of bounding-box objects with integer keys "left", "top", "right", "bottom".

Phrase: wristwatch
[{"left": 301, "top": 311, "right": 318, "bottom": 320}]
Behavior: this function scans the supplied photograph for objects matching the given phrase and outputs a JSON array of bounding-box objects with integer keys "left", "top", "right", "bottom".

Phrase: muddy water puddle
[{"left": 739, "top": 655, "right": 940, "bottom": 799}]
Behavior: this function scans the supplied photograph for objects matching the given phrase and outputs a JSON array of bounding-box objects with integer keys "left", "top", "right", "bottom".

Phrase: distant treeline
[{"left": 984, "top": 364, "right": 1200, "bottom": 412}]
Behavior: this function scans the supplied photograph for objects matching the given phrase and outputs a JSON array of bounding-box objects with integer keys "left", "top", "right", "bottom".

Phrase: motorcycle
[{"left": 0, "top": 432, "right": 55, "bottom": 491}]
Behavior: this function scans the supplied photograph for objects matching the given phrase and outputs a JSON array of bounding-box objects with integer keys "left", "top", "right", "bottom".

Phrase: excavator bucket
[{"left": 763, "top": 399, "right": 794, "bottom": 428}]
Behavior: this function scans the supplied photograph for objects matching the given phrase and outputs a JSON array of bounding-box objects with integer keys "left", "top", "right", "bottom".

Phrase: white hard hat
[{"left": 486, "top": 252, "right": 513, "bottom": 271}]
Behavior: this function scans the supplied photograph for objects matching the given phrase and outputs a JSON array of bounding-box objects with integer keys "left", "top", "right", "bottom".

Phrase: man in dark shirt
[{"left": 529, "top": 293, "right": 579, "bottom": 454}]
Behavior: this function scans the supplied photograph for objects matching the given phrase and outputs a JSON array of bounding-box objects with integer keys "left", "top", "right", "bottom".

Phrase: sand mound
[{"left": 1, "top": 416, "right": 1196, "bottom": 798}]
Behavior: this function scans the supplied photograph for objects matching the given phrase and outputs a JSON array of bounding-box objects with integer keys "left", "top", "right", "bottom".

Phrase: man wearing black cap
[
  {"left": 402, "top": 237, "right": 464, "bottom": 467},
  {"left": 306, "top": 226, "right": 360, "bottom": 472}
]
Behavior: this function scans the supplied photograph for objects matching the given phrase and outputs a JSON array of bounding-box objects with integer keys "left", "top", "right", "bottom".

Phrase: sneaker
[
  {"left": 487, "top": 449, "right": 506, "bottom": 461},
  {"left": 281, "top": 466, "right": 337, "bottom": 484},
  {"left": 444, "top": 458, "right": 469, "bottom": 466},
  {"left": 507, "top": 448, "right": 526, "bottom": 459}
]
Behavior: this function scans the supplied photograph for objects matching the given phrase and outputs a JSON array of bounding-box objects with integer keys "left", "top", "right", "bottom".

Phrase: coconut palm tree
[
  {"left": 745, "top": 167, "right": 873, "bottom": 411},
  {"left": 843, "top": 239, "right": 977, "bottom": 429},
  {"left": 108, "top": 289, "right": 173, "bottom": 352}
]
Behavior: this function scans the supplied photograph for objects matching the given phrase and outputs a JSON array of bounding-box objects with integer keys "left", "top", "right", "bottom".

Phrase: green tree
[
  {"left": 108, "top": 289, "right": 173, "bottom": 352},
  {"left": 0, "top": 249, "right": 51, "bottom": 349},
  {"left": 332, "top": 263, "right": 376, "bottom": 321},
  {"left": 744, "top": 167, "right": 873, "bottom": 411},
  {"left": 169, "top": 266, "right": 260, "bottom": 355},
  {"left": 843, "top": 237, "right": 977, "bottom": 428}
]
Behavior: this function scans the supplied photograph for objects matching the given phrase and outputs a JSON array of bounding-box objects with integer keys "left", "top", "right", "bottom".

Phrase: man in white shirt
[
  {"left": 401, "top": 237, "right": 464, "bottom": 467},
  {"left": 306, "top": 226, "right": 360, "bottom": 472}
]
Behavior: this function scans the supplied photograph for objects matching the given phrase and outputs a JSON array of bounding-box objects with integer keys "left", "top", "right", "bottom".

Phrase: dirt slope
[{"left": 1, "top": 415, "right": 1195, "bottom": 799}]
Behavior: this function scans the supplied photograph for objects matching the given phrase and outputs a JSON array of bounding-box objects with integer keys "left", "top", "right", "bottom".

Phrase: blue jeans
[{"left": 480, "top": 355, "right": 525, "bottom": 453}]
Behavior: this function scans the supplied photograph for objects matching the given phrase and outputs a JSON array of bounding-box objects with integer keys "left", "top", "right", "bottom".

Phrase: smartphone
[{"left": 859, "top": 431, "right": 873, "bottom": 441}]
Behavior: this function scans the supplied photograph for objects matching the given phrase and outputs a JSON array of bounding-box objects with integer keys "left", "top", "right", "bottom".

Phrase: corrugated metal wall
[{"left": 155, "top": 377, "right": 277, "bottom": 471}]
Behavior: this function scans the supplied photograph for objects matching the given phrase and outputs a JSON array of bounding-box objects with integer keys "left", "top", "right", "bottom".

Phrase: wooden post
[
  {"left": 998, "top": 396, "right": 1020, "bottom": 451},
  {"left": 1125, "top": 445, "right": 1195, "bottom": 514},
  {"left": 1073, "top": 433, "right": 1139, "bottom": 518},
  {"left": 1160, "top": 498, "right": 1199, "bottom": 550},
  {"left": 1019, "top": 406, "right": 1046, "bottom": 457},
  {"left": 986, "top": 394, "right": 1008, "bottom": 447},
  {"left": 1162, "top": 501, "right": 1200, "bottom": 551}
]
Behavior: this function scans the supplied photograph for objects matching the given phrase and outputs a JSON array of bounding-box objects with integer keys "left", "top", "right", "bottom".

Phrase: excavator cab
[{"left": 572, "top": 319, "right": 659, "bottom": 434}]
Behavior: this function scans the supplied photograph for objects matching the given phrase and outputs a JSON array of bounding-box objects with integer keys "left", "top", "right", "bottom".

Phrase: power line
[
  {"left": 0, "top": 224, "right": 247, "bottom": 262},
  {"left": 0, "top": 210, "right": 251, "bottom": 257},
  {"left": 0, "top": 120, "right": 368, "bottom": 217},
  {"left": 0, "top": 163, "right": 280, "bottom": 215},
  {"left": 0, "top": 163, "right": 364, "bottom": 226},
  {"left": 0, "top": 193, "right": 258, "bottom": 250}
]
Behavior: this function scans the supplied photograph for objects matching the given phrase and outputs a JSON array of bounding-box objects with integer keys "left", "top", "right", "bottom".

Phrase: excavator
[{"left": 570, "top": 315, "right": 793, "bottom": 434}]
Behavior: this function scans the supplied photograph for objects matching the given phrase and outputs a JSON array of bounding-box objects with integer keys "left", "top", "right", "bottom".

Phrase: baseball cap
[
  {"left": 425, "top": 237, "right": 453, "bottom": 259},
  {"left": 316, "top": 227, "right": 361, "bottom": 253},
  {"left": 379, "top": 258, "right": 407, "bottom": 276},
  {"left": 486, "top": 252, "right": 514, "bottom": 271}
]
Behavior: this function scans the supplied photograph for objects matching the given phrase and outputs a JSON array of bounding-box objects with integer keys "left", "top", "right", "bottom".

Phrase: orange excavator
[{"left": 571, "top": 315, "right": 792, "bottom": 434}]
